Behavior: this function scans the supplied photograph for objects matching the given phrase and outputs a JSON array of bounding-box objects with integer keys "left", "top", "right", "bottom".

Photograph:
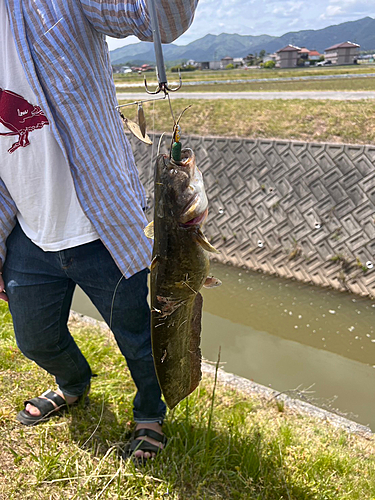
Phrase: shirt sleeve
[
  {"left": 0, "top": 179, "right": 17, "bottom": 267},
  {"left": 80, "top": 0, "right": 198, "bottom": 43}
]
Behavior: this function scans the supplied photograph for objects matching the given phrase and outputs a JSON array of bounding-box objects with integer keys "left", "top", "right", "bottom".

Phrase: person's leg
[
  {"left": 64, "top": 239, "right": 166, "bottom": 458},
  {"left": 64, "top": 239, "right": 166, "bottom": 423},
  {"left": 3, "top": 224, "right": 92, "bottom": 407}
]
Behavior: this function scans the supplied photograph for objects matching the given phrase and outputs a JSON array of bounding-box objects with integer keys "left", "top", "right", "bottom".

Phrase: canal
[{"left": 72, "top": 261, "right": 375, "bottom": 431}]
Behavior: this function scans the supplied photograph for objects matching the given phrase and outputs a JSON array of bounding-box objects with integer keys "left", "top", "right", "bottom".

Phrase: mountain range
[{"left": 109, "top": 17, "right": 375, "bottom": 66}]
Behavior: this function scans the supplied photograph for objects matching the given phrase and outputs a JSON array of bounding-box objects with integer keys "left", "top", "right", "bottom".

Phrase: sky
[{"left": 106, "top": 0, "right": 374, "bottom": 50}]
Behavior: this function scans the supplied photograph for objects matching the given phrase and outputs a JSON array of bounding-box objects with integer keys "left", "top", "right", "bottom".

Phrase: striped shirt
[{"left": 1, "top": 0, "right": 198, "bottom": 277}]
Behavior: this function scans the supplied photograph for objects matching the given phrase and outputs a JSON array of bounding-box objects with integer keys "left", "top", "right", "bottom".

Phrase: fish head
[{"left": 157, "top": 148, "right": 208, "bottom": 226}]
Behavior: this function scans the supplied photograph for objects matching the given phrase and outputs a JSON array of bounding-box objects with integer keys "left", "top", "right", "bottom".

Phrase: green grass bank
[
  {"left": 113, "top": 65, "right": 375, "bottom": 84},
  {"left": 119, "top": 98, "right": 375, "bottom": 145},
  {"left": 1, "top": 302, "right": 374, "bottom": 499},
  {"left": 116, "top": 76, "right": 375, "bottom": 93}
]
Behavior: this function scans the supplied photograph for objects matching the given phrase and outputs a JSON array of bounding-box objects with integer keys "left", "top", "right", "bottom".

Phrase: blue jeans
[{"left": 3, "top": 223, "right": 166, "bottom": 423}]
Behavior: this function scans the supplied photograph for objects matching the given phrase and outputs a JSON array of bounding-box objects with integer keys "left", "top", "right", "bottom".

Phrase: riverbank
[
  {"left": 117, "top": 98, "right": 375, "bottom": 144},
  {"left": 1, "top": 303, "right": 374, "bottom": 499}
]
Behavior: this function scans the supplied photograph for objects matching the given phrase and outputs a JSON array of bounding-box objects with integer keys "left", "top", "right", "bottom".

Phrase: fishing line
[
  {"left": 109, "top": 273, "right": 125, "bottom": 332},
  {"left": 167, "top": 93, "right": 176, "bottom": 125},
  {"left": 147, "top": 98, "right": 156, "bottom": 200}
]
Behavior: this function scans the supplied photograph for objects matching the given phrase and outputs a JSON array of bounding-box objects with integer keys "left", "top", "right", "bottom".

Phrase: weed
[
  {"left": 118, "top": 98, "right": 375, "bottom": 145},
  {"left": 356, "top": 256, "right": 368, "bottom": 273},
  {"left": 275, "top": 399, "right": 285, "bottom": 412},
  {"left": 331, "top": 227, "right": 342, "bottom": 241},
  {"left": 331, "top": 253, "right": 352, "bottom": 272},
  {"left": 288, "top": 240, "right": 302, "bottom": 260}
]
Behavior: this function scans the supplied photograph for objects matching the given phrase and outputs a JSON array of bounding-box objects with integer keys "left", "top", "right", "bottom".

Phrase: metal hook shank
[
  {"left": 146, "top": 0, "right": 167, "bottom": 87},
  {"left": 144, "top": 72, "right": 182, "bottom": 95}
]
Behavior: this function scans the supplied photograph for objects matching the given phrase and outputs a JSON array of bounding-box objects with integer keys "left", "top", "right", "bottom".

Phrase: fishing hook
[{"left": 144, "top": 72, "right": 182, "bottom": 95}]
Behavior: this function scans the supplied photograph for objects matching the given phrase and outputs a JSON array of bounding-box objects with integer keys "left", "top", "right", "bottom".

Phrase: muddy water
[{"left": 72, "top": 261, "right": 375, "bottom": 430}]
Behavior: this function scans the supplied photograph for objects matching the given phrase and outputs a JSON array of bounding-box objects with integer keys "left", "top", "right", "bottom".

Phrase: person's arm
[
  {"left": 0, "top": 179, "right": 17, "bottom": 302},
  {"left": 80, "top": 0, "right": 198, "bottom": 43}
]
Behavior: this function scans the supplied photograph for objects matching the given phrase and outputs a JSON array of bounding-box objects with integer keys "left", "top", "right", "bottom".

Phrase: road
[{"left": 116, "top": 91, "right": 375, "bottom": 101}]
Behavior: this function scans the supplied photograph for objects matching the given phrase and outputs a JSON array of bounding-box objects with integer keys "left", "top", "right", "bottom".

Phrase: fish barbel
[{"left": 146, "top": 148, "right": 218, "bottom": 409}]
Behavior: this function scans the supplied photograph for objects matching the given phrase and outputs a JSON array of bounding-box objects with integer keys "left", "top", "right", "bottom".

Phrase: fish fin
[
  {"left": 203, "top": 276, "right": 222, "bottom": 288},
  {"left": 195, "top": 230, "right": 220, "bottom": 253},
  {"left": 144, "top": 221, "right": 154, "bottom": 239}
]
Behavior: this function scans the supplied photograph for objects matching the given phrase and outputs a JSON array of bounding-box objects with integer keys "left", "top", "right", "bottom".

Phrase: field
[
  {"left": 1, "top": 303, "right": 375, "bottom": 499},
  {"left": 118, "top": 98, "right": 375, "bottom": 145},
  {"left": 113, "top": 64, "right": 375, "bottom": 84},
  {"left": 114, "top": 63, "right": 375, "bottom": 145},
  {"left": 117, "top": 77, "right": 375, "bottom": 93}
]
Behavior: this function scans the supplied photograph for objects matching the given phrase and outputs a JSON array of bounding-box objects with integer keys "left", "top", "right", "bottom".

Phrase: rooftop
[
  {"left": 325, "top": 41, "right": 360, "bottom": 51},
  {"left": 277, "top": 44, "right": 301, "bottom": 53}
]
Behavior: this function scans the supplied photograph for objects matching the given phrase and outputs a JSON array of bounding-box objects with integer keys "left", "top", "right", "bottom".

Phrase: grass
[
  {"left": 113, "top": 64, "right": 375, "bottom": 84},
  {"left": 119, "top": 98, "right": 375, "bottom": 145},
  {"left": 116, "top": 76, "right": 375, "bottom": 93},
  {"left": 1, "top": 301, "right": 375, "bottom": 499}
]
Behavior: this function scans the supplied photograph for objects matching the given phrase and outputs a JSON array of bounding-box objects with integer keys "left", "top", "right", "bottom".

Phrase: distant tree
[
  {"left": 259, "top": 49, "right": 266, "bottom": 58},
  {"left": 263, "top": 60, "right": 275, "bottom": 69},
  {"left": 226, "top": 63, "right": 234, "bottom": 70}
]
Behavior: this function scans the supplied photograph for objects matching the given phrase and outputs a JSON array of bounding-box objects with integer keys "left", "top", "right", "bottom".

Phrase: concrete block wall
[{"left": 128, "top": 133, "right": 375, "bottom": 298}]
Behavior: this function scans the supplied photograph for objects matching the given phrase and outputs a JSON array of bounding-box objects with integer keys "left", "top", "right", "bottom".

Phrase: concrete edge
[
  {"left": 69, "top": 311, "right": 373, "bottom": 439},
  {"left": 201, "top": 363, "right": 373, "bottom": 439}
]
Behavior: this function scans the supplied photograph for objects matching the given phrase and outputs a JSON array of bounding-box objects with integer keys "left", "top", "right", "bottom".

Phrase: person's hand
[{"left": 0, "top": 271, "right": 8, "bottom": 302}]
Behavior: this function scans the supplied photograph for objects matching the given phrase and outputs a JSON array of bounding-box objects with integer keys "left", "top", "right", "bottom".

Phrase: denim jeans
[{"left": 3, "top": 223, "right": 166, "bottom": 423}]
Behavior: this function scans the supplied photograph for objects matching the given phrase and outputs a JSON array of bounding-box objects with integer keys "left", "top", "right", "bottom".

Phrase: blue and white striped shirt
[{"left": 1, "top": 0, "right": 198, "bottom": 276}]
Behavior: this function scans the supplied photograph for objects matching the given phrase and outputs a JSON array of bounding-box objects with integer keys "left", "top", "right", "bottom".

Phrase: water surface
[{"left": 72, "top": 261, "right": 375, "bottom": 430}]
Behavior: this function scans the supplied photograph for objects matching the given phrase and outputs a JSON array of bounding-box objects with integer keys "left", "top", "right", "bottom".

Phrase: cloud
[
  {"left": 271, "top": 2, "right": 303, "bottom": 17},
  {"left": 320, "top": 0, "right": 372, "bottom": 20},
  {"left": 106, "top": 0, "right": 374, "bottom": 49}
]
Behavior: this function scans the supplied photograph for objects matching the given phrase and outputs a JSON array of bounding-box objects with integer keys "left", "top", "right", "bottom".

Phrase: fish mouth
[
  {"left": 180, "top": 192, "right": 208, "bottom": 223},
  {"left": 181, "top": 207, "right": 208, "bottom": 227}
]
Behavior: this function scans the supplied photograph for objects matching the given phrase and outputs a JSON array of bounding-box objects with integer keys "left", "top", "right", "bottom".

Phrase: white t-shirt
[{"left": 0, "top": 2, "right": 98, "bottom": 251}]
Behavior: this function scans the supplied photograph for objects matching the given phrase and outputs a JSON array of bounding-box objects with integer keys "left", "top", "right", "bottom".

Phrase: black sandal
[
  {"left": 122, "top": 428, "right": 168, "bottom": 464},
  {"left": 16, "top": 389, "right": 89, "bottom": 426}
]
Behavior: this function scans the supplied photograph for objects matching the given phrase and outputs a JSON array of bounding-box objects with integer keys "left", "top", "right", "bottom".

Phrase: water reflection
[
  {"left": 201, "top": 262, "right": 375, "bottom": 430},
  {"left": 202, "top": 263, "right": 375, "bottom": 367}
]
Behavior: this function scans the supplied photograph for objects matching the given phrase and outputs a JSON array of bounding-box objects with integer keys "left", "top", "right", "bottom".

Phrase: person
[{"left": 0, "top": 0, "right": 198, "bottom": 461}]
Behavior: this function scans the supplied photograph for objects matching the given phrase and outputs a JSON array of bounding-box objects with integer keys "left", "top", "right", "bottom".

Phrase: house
[
  {"left": 199, "top": 61, "right": 210, "bottom": 70},
  {"left": 308, "top": 50, "right": 321, "bottom": 61},
  {"left": 209, "top": 61, "right": 221, "bottom": 70},
  {"left": 324, "top": 41, "right": 360, "bottom": 65},
  {"left": 221, "top": 56, "right": 234, "bottom": 68},
  {"left": 263, "top": 53, "right": 277, "bottom": 64},
  {"left": 233, "top": 57, "right": 244, "bottom": 68},
  {"left": 299, "top": 47, "right": 310, "bottom": 60},
  {"left": 244, "top": 54, "right": 256, "bottom": 65},
  {"left": 275, "top": 45, "right": 301, "bottom": 68}
]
